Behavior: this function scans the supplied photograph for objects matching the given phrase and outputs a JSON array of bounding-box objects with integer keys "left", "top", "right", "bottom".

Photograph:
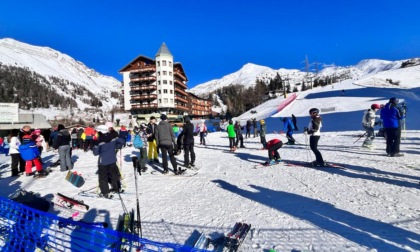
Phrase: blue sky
[{"left": 1, "top": 0, "right": 420, "bottom": 88}]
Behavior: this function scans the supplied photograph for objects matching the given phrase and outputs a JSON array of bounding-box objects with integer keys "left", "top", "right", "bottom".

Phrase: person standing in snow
[
  {"left": 155, "top": 114, "right": 179, "bottom": 174},
  {"left": 77, "top": 127, "right": 84, "bottom": 150},
  {"left": 280, "top": 117, "right": 296, "bottom": 145},
  {"left": 234, "top": 121, "right": 245, "bottom": 148},
  {"left": 19, "top": 125, "right": 44, "bottom": 176},
  {"left": 8, "top": 129, "right": 25, "bottom": 176},
  {"left": 179, "top": 117, "right": 196, "bottom": 168},
  {"left": 361, "top": 104, "right": 381, "bottom": 148},
  {"left": 252, "top": 118, "right": 259, "bottom": 138},
  {"left": 93, "top": 132, "right": 125, "bottom": 198},
  {"left": 197, "top": 120, "right": 207, "bottom": 145},
  {"left": 380, "top": 97, "right": 405, "bottom": 157},
  {"left": 71, "top": 128, "right": 78, "bottom": 149},
  {"left": 84, "top": 124, "right": 95, "bottom": 151},
  {"left": 227, "top": 120, "right": 236, "bottom": 152},
  {"left": 118, "top": 125, "right": 128, "bottom": 147},
  {"left": 259, "top": 119, "right": 267, "bottom": 149},
  {"left": 133, "top": 124, "right": 148, "bottom": 173},
  {"left": 245, "top": 120, "right": 251, "bottom": 138},
  {"left": 304, "top": 108, "right": 325, "bottom": 166},
  {"left": 146, "top": 116, "right": 159, "bottom": 163},
  {"left": 53, "top": 124, "right": 73, "bottom": 172},
  {"left": 265, "top": 138, "right": 283, "bottom": 165}
]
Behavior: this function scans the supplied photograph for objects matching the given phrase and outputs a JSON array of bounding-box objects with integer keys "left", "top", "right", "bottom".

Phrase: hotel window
[
  {"left": 163, "top": 80, "right": 167, "bottom": 84},
  {"left": 169, "top": 71, "right": 172, "bottom": 76},
  {"left": 169, "top": 61, "right": 172, "bottom": 67},
  {"left": 163, "top": 71, "right": 167, "bottom": 75},
  {"left": 162, "top": 60, "right": 167, "bottom": 66},
  {"left": 169, "top": 81, "right": 173, "bottom": 85},
  {"left": 158, "top": 71, "right": 160, "bottom": 76},
  {"left": 164, "top": 98, "right": 168, "bottom": 103},
  {"left": 159, "top": 99, "right": 162, "bottom": 104},
  {"left": 170, "top": 90, "right": 173, "bottom": 94},
  {"left": 158, "top": 81, "right": 161, "bottom": 85},
  {"left": 159, "top": 90, "right": 161, "bottom": 94},
  {"left": 164, "top": 89, "right": 168, "bottom": 94},
  {"left": 170, "top": 98, "right": 173, "bottom": 103},
  {"left": 157, "top": 61, "right": 160, "bottom": 66}
]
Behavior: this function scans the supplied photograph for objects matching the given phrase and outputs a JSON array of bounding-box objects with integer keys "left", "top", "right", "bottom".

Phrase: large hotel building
[{"left": 119, "top": 43, "right": 212, "bottom": 121}]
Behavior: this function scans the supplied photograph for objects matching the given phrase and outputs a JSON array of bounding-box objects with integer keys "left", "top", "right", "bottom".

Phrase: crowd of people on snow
[{"left": 1, "top": 96, "right": 408, "bottom": 197}]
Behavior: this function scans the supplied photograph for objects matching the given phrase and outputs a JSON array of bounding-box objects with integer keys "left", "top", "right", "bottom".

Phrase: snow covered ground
[{"left": 1, "top": 80, "right": 420, "bottom": 251}]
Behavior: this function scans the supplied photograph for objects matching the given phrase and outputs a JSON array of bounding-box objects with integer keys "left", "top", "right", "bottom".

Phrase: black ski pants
[
  {"left": 183, "top": 143, "right": 196, "bottom": 166},
  {"left": 309, "top": 135, "right": 324, "bottom": 164},
  {"left": 385, "top": 127, "right": 400, "bottom": 155},
  {"left": 98, "top": 163, "right": 120, "bottom": 195},
  {"left": 11, "top": 153, "right": 25, "bottom": 176},
  {"left": 268, "top": 142, "right": 283, "bottom": 160},
  {"left": 159, "top": 144, "right": 177, "bottom": 172}
]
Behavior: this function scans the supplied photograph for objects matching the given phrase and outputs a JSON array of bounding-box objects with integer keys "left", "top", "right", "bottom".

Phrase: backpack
[{"left": 133, "top": 134, "right": 144, "bottom": 148}]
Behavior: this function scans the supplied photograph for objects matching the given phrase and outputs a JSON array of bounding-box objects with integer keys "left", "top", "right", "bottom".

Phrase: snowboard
[
  {"left": 65, "top": 171, "right": 85, "bottom": 188},
  {"left": 52, "top": 193, "right": 90, "bottom": 212}
]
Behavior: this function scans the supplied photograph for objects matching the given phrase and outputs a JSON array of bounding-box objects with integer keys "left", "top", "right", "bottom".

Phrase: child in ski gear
[
  {"left": 197, "top": 120, "right": 207, "bottom": 145},
  {"left": 361, "top": 104, "right": 381, "bottom": 147},
  {"left": 227, "top": 120, "right": 236, "bottom": 152},
  {"left": 179, "top": 117, "right": 196, "bottom": 168},
  {"left": 133, "top": 124, "right": 148, "bottom": 173},
  {"left": 280, "top": 117, "right": 296, "bottom": 145},
  {"left": 93, "top": 132, "right": 125, "bottom": 198},
  {"left": 146, "top": 116, "right": 159, "bottom": 163},
  {"left": 53, "top": 124, "right": 73, "bottom": 172},
  {"left": 155, "top": 114, "right": 179, "bottom": 174},
  {"left": 83, "top": 125, "right": 95, "bottom": 151},
  {"left": 8, "top": 129, "right": 25, "bottom": 176},
  {"left": 305, "top": 108, "right": 326, "bottom": 166},
  {"left": 260, "top": 119, "right": 267, "bottom": 149},
  {"left": 234, "top": 121, "right": 245, "bottom": 148},
  {"left": 173, "top": 124, "right": 180, "bottom": 137},
  {"left": 266, "top": 139, "right": 283, "bottom": 165},
  {"left": 19, "top": 125, "right": 43, "bottom": 176},
  {"left": 380, "top": 97, "right": 405, "bottom": 157}
]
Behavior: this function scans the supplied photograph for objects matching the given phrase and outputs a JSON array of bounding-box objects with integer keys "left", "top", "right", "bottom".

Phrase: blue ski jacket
[{"left": 380, "top": 102, "right": 404, "bottom": 128}]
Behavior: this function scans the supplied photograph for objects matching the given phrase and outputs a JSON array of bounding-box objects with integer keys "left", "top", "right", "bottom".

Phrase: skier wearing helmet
[
  {"left": 304, "top": 108, "right": 326, "bottom": 166},
  {"left": 361, "top": 104, "right": 381, "bottom": 148},
  {"left": 259, "top": 119, "right": 267, "bottom": 149}
]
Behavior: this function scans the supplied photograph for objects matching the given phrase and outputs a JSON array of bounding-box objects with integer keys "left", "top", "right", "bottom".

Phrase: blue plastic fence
[{"left": 0, "top": 197, "right": 208, "bottom": 252}]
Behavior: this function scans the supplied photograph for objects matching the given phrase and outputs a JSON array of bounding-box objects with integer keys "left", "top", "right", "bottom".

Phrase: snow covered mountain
[
  {"left": 0, "top": 38, "right": 121, "bottom": 114},
  {"left": 189, "top": 59, "right": 409, "bottom": 96}
]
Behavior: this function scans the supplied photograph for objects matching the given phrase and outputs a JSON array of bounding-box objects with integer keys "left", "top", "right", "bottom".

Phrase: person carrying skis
[
  {"left": 304, "top": 108, "right": 326, "bottom": 166},
  {"left": 361, "top": 104, "right": 381, "bottom": 148},
  {"left": 179, "top": 117, "right": 196, "bottom": 168},
  {"left": 227, "top": 120, "right": 236, "bottom": 152},
  {"left": 265, "top": 138, "right": 283, "bottom": 165},
  {"left": 280, "top": 117, "right": 296, "bottom": 145},
  {"left": 259, "top": 119, "right": 267, "bottom": 149},
  {"left": 380, "top": 97, "right": 405, "bottom": 157}
]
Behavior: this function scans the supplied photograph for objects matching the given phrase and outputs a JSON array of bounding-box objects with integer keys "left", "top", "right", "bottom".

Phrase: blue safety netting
[{"left": 0, "top": 197, "right": 209, "bottom": 252}]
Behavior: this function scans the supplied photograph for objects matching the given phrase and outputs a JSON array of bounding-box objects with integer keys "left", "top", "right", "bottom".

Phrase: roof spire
[{"left": 155, "top": 42, "right": 172, "bottom": 57}]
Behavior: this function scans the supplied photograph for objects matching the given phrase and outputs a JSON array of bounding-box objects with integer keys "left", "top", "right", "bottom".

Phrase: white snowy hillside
[
  {"left": 1, "top": 79, "right": 419, "bottom": 251},
  {"left": 0, "top": 38, "right": 121, "bottom": 111},
  {"left": 189, "top": 59, "right": 412, "bottom": 99}
]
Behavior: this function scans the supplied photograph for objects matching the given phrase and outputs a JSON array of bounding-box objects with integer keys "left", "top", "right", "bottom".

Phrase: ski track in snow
[{"left": 1, "top": 131, "right": 420, "bottom": 251}]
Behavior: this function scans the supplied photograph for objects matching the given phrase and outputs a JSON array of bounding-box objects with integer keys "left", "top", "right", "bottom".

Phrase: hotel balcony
[
  {"left": 130, "top": 66, "right": 156, "bottom": 73},
  {"left": 175, "top": 96, "right": 188, "bottom": 103},
  {"left": 175, "top": 104, "right": 189, "bottom": 111},
  {"left": 175, "top": 87, "right": 188, "bottom": 96},
  {"left": 130, "top": 76, "right": 157, "bottom": 83},
  {"left": 131, "top": 103, "right": 158, "bottom": 109},
  {"left": 130, "top": 84, "right": 157, "bottom": 92},
  {"left": 131, "top": 94, "right": 157, "bottom": 101},
  {"left": 174, "top": 79, "right": 187, "bottom": 89},
  {"left": 174, "top": 71, "right": 187, "bottom": 81}
]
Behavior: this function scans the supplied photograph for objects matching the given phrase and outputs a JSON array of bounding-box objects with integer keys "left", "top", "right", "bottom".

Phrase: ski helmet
[
  {"left": 371, "top": 104, "right": 381, "bottom": 110},
  {"left": 389, "top": 97, "right": 399, "bottom": 104},
  {"left": 309, "top": 108, "right": 319, "bottom": 115},
  {"left": 260, "top": 119, "right": 265, "bottom": 124},
  {"left": 229, "top": 119, "right": 233, "bottom": 124}
]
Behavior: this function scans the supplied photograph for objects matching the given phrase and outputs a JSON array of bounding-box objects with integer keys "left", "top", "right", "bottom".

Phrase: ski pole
[
  {"left": 353, "top": 132, "right": 367, "bottom": 144},
  {"left": 131, "top": 156, "right": 143, "bottom": 238}
]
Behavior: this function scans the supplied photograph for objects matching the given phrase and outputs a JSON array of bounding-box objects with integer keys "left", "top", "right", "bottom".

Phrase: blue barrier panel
[{"left": 0, "top": 197, "right": 210, "bottom": 252}]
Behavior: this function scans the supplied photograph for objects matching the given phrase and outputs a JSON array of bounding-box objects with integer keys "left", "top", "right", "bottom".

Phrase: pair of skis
[
  {"left": 52, "top": 193, "right": 90, "bottom": 212},
  {"left": 212, "top": 222, "right": 251, "bottom": 252}
]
